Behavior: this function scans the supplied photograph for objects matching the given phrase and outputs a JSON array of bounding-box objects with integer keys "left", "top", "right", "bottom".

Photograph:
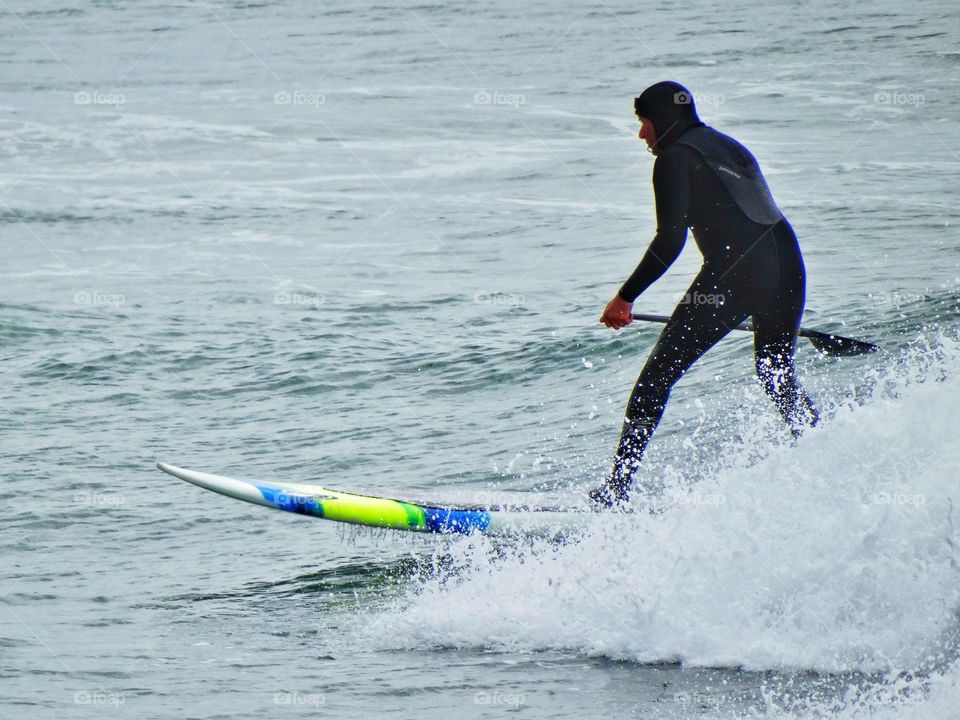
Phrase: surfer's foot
[{"left": 588, "top": 481, "right": 630, "bottom": 509}]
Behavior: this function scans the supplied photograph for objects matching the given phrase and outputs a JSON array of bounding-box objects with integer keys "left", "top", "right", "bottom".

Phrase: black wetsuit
[{"left": 594, "top": 82, "right": 818, "bottom": 506}]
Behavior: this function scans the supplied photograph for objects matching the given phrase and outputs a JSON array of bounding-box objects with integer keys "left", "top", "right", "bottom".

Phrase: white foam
[{"left": 361, "top": 333, "right": 960, "bottom": 707}]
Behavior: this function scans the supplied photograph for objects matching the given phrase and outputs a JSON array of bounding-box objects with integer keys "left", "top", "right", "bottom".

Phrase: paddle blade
[{"left": 804, "top": 330, "right": 880, "bottom": 357}]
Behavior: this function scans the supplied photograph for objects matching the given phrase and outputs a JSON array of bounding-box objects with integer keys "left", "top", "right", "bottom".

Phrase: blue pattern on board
[{"left": 423, "top": 507, "right": 491, "bottom": 534}]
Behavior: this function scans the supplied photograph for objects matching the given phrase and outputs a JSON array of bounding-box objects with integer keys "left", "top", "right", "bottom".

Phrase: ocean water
[{"left": 2, "top": 0, "right": 959, "bottom": 717}]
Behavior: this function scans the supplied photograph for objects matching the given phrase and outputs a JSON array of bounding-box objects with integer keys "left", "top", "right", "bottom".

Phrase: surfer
[{"left": 590, "top": 81, "right": 819, "bottom": 508}]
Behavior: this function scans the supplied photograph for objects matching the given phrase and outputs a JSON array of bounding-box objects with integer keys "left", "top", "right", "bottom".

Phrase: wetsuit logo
[{"left": 717, "top": 165, "right": 742, "bottom": 180}]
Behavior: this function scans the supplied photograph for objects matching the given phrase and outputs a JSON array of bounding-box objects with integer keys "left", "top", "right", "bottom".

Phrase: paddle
[{"left": 630, "top": 312, "right": 880, "bottom": 357}]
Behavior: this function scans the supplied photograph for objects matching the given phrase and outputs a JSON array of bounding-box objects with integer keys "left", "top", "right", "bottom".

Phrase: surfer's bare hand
[{"left": 600, "top": 295, "right": 633, "bottom": 330}]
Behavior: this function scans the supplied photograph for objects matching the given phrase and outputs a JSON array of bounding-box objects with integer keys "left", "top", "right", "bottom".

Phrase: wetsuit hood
[{"left": 634, "top": 81, "right": 703, "bottom": 152}]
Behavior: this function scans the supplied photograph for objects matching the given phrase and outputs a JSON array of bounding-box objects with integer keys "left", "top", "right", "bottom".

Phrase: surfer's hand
[{"left": 600, "top": 295, "right": 633, "bottom": 330}]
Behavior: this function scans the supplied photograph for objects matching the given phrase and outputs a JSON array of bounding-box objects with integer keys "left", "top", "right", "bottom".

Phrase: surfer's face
[{"left": 637, "top": 116, "right": 656, "bottom": 154}]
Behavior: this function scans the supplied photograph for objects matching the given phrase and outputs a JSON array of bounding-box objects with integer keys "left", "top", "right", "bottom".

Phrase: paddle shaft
[{"left": 629, "top": 312, "right": 879, "bottom": 357}]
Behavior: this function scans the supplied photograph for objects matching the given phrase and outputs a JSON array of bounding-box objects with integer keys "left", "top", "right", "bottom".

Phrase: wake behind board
[{"left": 156, "top": 462, "right": 590, "bottom": 536}]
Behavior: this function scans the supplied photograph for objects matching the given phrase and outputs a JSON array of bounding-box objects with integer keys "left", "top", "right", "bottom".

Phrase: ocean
[{"left": 2, "top": 0, "right": 960, "bottom": 717}]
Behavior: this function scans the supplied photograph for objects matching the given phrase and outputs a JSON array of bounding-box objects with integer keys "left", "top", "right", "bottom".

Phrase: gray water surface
[{"left": 2, "top": 1, "right": 960, "bottom": 718}]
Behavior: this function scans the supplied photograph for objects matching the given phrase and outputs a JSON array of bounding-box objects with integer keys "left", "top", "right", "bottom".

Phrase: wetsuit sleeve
[{"left": 618, "top": 150, "right": 691, "bottom": 303}]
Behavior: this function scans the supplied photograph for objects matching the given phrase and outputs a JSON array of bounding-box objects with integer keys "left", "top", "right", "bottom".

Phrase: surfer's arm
[{"left": 618, "top": 150, "right": 691, "bottom": 303}]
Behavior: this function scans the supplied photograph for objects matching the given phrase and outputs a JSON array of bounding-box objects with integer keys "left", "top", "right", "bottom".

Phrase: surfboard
[{"left": 156, "top": 462, "right": 591, "bottom": 536}]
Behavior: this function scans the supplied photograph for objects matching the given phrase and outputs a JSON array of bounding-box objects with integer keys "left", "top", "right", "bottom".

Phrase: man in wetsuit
[{"left": 589, "top": 81, "right": 819, "bottom": 507}]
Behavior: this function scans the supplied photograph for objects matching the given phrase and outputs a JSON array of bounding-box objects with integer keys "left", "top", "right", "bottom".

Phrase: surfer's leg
[
  {"left": 592, "top": 281, "right": 747, "bottom": 506},
  {"left": 752, "top": 290, "right": 819, "bottom": 435}
]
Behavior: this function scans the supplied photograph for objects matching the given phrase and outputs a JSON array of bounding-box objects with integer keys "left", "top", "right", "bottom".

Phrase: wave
[{"left": 359, "top": 328, "right": 960, "bottom": 713}]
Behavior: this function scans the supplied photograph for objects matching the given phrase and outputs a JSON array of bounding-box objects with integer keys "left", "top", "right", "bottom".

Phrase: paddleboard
[{"left": 156, "top": 462, "right": 591, "bottom": 536}]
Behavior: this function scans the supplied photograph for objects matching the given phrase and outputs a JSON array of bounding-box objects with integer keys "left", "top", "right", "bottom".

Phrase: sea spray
[{"left": 362, "top": 330, "right": 960, "bottom": 699}]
